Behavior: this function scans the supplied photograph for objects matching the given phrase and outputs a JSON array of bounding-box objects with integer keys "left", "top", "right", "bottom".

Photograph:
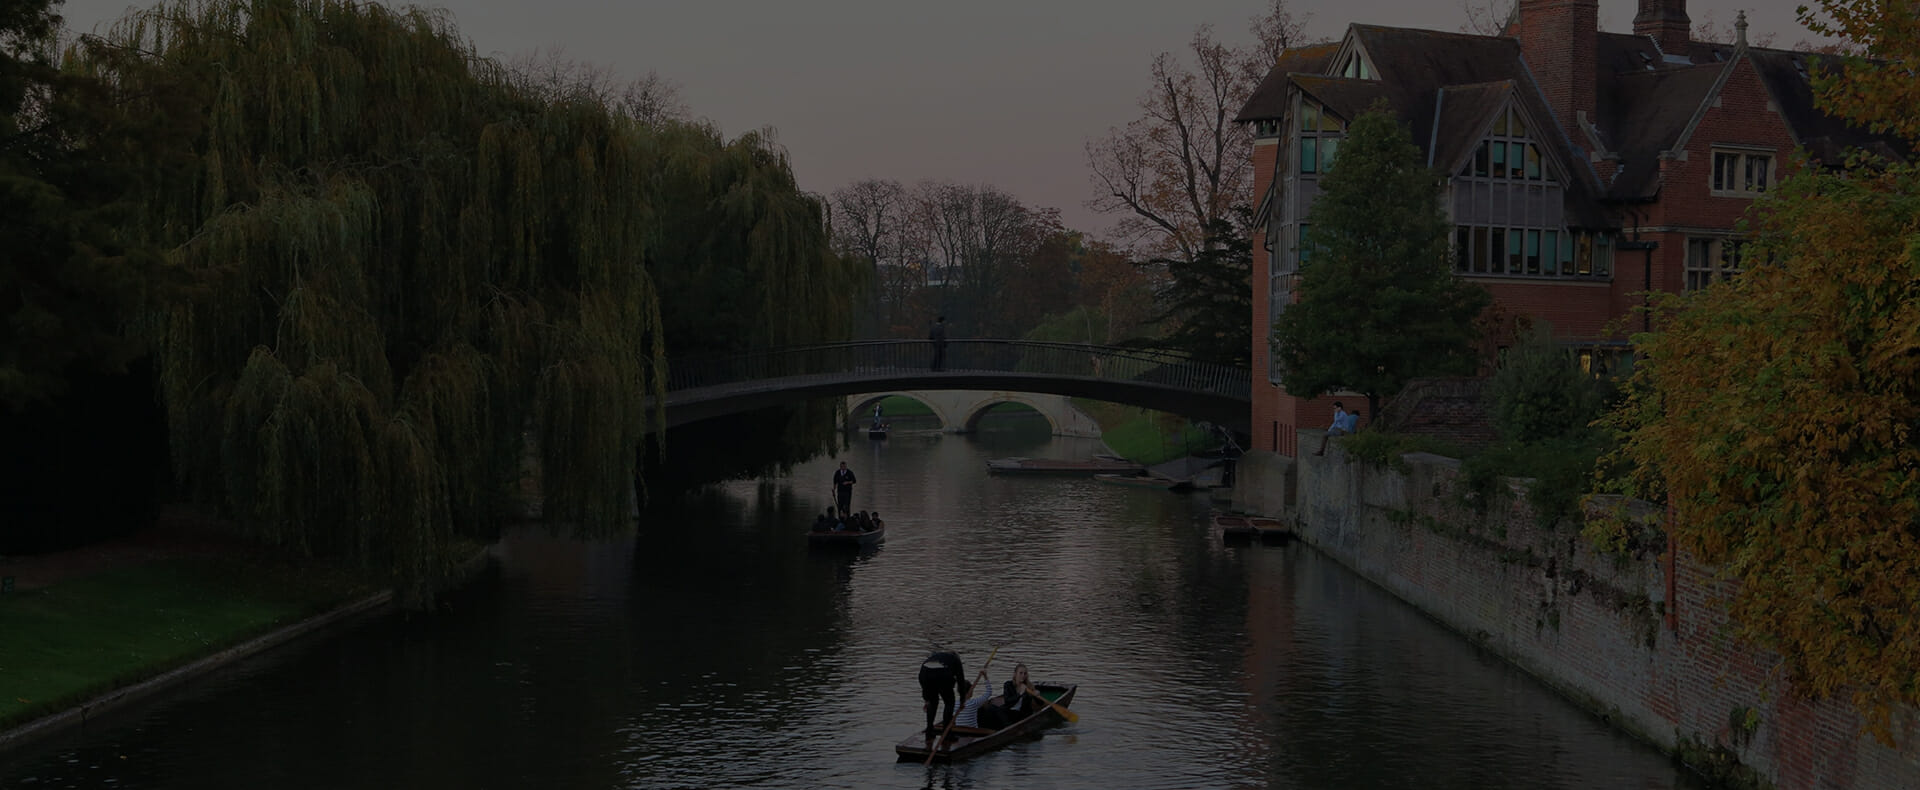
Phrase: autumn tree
[
  {"left": 829, "top": 178, "right": 909, "bottom": 336},
  {"left": 1143, "top": 208, "right": 1253, "bottom": 366},
  {"left": 1271, "top": 107, "right": 1490, "bottom": 420},
  {"left": 1599, "top": 0, "right": 1920, "bottom": 739}
]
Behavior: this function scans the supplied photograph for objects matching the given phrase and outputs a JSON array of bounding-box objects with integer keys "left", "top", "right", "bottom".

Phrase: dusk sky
[{"left": 57, "top": 0, "right": 1823, "bottom": 238}]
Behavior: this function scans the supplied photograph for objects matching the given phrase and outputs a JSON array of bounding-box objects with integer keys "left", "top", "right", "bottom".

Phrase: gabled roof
[
  {"left": 1596, "top": 64, "right": 1723, "bottom": 199},
  {"left": 1746, "top": 49, "right": 1911, "bottom": 163},
  {"left": 1237, "top": 43, "right": 1339, "bottom": 122},
  {"left": 1291, "top": 75, "right": 1390, "bottom": 122},
  {"left": 1428, "top": 82, "right": 1511, "bottom": 172}
]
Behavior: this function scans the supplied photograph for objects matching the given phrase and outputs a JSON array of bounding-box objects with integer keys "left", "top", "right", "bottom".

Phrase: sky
[{"left": 55, "top": 0, "right": 1824, "bottom": 238}]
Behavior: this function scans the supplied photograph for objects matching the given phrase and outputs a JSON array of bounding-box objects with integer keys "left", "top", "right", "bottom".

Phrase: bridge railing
[{"left": 664, "top": 340, "right": 1250, "bottom": 399}]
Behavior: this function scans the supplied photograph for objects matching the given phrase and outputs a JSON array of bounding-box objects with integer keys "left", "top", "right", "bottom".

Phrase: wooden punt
[
  {"left": 1213, "top": 512, "right": 1258, "bottom": 543},
  {"left": 1247, "top": 516, "right": 1294, "bottom": 543},
  {"left": 987, "top": 457, "right": 1145, "bottom": 475},
  {"left": 867, "top": 424, "right": 889, "bottom": 440},
  {"left": 895, "top": 683, "right": 1078, "bottom": 763},
  {"left": 805, "top": 522, "right": 884, "bottom": 548},
  {"left": 1093, "top": 473, "right": 1179, "bottom": 490}
]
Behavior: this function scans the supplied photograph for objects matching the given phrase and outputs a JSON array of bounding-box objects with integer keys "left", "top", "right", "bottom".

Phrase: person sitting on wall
[{"left": 1313, "top": 402, "right": 1360, "bottom": 456}]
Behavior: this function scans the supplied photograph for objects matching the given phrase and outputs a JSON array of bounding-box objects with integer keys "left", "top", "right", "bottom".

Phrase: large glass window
[
  {"left": 1453, "top": 226, "right": 1611, "bottom": 279},
  {"left": 1297, "top": 98, "right": 1345, "bottom": 175},
  {"left": 1457, "top": 105, "right": 1554, "bottom": 183}
]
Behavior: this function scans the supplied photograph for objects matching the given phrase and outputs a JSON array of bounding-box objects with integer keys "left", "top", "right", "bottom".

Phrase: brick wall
[{"left": 1277, "top": 439, "right": 1920, "bottom": 788}]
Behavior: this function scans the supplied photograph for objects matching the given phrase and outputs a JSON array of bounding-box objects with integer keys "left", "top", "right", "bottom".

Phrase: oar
[
  {"left": 1022, "top": 683, "right": 1079, "bottom": 723},
  {"left": 926, "top": 646, "right": 999, "bottom": 766}
]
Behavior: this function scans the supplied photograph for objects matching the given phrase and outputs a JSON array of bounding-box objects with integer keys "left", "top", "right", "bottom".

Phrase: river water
[{"left": 2, "top": 413, "right": 1707, "bottom": 789}]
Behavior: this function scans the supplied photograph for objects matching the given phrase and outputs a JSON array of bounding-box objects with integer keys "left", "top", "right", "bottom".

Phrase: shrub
[{"left": 1488, "top": 323, "right": 1605, "bottom": 443}]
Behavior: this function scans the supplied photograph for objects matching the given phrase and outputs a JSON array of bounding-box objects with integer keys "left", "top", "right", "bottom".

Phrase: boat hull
[
  {"left": 805, "top": 525, "right": 884, "bottom": 548},
  {"left": 895, "top": 684, "right": 1078, "bottom": 763}
]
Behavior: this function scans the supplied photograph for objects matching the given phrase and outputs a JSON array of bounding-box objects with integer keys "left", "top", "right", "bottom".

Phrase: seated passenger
[
  {"left": 953, "top": 677, "right": 993, "bottom": 728},
  {"left": 812, "top": 511, "right": 834, "bottom": 532},
  {"left": 982, "top": 663, "right": 1038, "bottom": 727}
]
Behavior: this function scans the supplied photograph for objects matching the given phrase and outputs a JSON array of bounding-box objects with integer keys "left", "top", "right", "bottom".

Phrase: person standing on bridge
[
  {"left": 833, "top": 461, "right": 857, "bottom": 516},
  {"left": 928, "top": 315, "right": 948, "bottom": 371}
]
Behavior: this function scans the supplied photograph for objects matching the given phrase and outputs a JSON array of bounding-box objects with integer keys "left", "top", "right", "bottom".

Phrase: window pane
[
  {"left": 1474, "top": 142, "right": 1490, "bottom": 177},
  {"left": 1525, "top": 144, "right": 1542, "bottom": 180},
  {"left": 1509, "top": 143, "right": 1526, "bottom": 179},
  {"left": 1509, "top": 109, "right": 1527, "bottom": 138},
  {"left": 1559, "top": 232, "right": 1573, "bottom": 273},
  {"left": 1595, "top": 237, "right": 1613, "bottom": 276},
  {"left": 1301, "top": 138, "right": 1317, "bottom": 174},
  {"left": 1455, "top": 227, "right": 1471, "bottom": 272},
  {"left": 1576, "top": 234, "right": 1593, "bottom": 275},
  {"left": 1526, "top": 230, "right": 1541, "bottom": 275},
  {"left": 1748, "top": 156, "right": 1769, "bottom": 192},
  {"left": 1508, "top": 229, "right": 1524, "bottom": 273},
  {"left": 1491, "top": 141, "right": 1507, "bottom": 178},
  {"left": 1298, "top": 224, "right": 1312, "bottom": 267},
  {"left": 1320, "top": 137, "right": 1340, "bottom": 172},
  {"left": 1713, "top": 152, "right": 1736, "bottom": 191},
  {"left": 1489, "top": 229, "right": 1506, "bottom": 274},
  {"left": 1300, "top": 101, "right": 1319, "bottom": 133},
  {"left": 1493, "top": 109, "right": 1507, "bottom": 136},
  {"left": 1542, "top": 230, "right": 1559, "bottom": 275},
  {"left": 1473, "top": 227, "right": 1490, "bottom": 273}
]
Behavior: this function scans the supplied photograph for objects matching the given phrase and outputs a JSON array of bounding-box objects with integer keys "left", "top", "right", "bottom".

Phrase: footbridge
[{"left": 662, "top": 340, "right": 1250, "bottom": 432}]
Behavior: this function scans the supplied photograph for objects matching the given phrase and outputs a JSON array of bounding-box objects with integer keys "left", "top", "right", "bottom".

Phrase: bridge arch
[
  {"left": 957, "top": 394, "right": 1058, "bottom": 435},
  {"left": 846, "top": 392, "right": 955, "bottom": 431}
]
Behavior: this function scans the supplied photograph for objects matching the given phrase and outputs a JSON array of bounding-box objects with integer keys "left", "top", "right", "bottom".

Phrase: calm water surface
[{"left": 2, "top": 414, "right": 1707, "bottom": 789}]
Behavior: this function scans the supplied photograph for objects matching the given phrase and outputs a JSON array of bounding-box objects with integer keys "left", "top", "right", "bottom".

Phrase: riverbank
[
  {"left": 0, "top": 513, "right": 413, "bottom": 754},
  {"left": 1239, "top": 436, "right": 1920, "bottom": 790}
]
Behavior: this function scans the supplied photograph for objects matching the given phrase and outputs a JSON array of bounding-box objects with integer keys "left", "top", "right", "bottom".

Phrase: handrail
[{"left": 662, "top": 340, "right": 1250, "bottom": 400}]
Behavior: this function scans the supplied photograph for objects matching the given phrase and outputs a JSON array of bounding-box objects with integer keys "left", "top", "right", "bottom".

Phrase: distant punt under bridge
[{"left": 659, "top": 340, "right": 1252, "bottom": 433}]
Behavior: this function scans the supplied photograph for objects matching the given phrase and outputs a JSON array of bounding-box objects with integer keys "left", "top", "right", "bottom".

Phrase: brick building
[{"left": 1235, "top": 0, "right": 1905, "bottom": 456}]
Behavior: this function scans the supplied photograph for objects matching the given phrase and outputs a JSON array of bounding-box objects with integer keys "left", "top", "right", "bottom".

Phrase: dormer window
[
  {"left": 1459, "top": 105, "right": 1555, "bottom": 183},
  {"left": 1297, "top": 98, "right": 1345, "bottom": 175},
  {"left": 1340, "top": 54, "right": 1374, "bottom": 80}
]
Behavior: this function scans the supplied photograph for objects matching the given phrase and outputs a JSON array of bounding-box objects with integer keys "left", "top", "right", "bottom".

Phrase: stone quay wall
[{"left": 1234, "top": 432, "right": 1920, "bottom": 789}]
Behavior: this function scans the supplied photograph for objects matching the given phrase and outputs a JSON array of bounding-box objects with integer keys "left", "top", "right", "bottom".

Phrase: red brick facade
[{"left": 1244, "top": 2, "right": 1812, "bottom": 455}]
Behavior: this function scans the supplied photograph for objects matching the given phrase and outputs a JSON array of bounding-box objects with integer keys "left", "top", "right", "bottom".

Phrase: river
[{"left": 1, "top": 412, "right": 1707, "bottom": 789}]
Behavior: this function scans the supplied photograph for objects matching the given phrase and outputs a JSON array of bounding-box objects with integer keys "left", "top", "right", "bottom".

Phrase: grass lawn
[
  {"left": 1073, "top": 399, "right": 1222, "bottom": 465},
  {"left": 0, "top": 557, "right": 376, "bottom": 729},
  {"left": 872, "top": 395, "right": 935, "bottom": 417}
]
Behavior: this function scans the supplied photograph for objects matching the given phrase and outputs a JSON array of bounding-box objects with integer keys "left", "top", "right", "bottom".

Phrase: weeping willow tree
[{"left": 68, "top": 0, "right": 858, "bottom": 584}]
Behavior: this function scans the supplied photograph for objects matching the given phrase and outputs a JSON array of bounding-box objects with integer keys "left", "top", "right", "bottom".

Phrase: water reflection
[{"left": 1, "top": 412, "right": 1702, "bottom": 789}]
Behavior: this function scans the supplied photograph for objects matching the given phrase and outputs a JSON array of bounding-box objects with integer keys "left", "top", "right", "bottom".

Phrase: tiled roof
[
  {"left": 1236, "top": 43, "right": 1339, "bottom": 122},
  {"left": 1596, "top": 64, "right": 1722, "bottom": 199}
]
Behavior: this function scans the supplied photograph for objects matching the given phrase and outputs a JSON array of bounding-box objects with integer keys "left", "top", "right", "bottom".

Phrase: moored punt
[
  {"left": 867, "top": 425, "right": 889, "bottom": 440},
  {"left": 1212, "top": 512, "right": 1257, "bottom": 543},
  {"left": 1248, "top": 516, "right": 1294, "bottom": 543},
  {"left": 987, "top": 457, "right": 1145, "bottom": 475},
  {"left": 1092, "top": 473, "right": 1180, "bottom": 490},
  {"left": 805, "top": 522, "right": 884, "bottom": 548},
  {"left": 895, "top": 683, "right": 1078, "bottom": 763}
]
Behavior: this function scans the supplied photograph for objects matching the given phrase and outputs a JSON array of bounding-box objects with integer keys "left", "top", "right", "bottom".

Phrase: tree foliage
[
  {"left": 1601, "top": 0, "right": 1920, "bottom": 737},
  {"left": 61, "top": 0, "right": 853, "bottom": 583},
  {"left": 1, "top": 0, "right": 165, "bottom": 409},
  {"left": 1271, "top": 106, "right": 1489, "bottom": 420},
  {"left": 1143, "top": 208, "right": 1252, "bottom": 366},
  {"left": 1488, "top": 322, "right": 1604, "bottom": 443}
]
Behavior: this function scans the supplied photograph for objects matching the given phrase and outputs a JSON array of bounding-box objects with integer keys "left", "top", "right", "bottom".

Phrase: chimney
[
  {"left": 1517, "top": 0, "right": 1598, "bottom": 148},
  {"left": 1634, "top": 0, "right": 1692, "bottom": 54}
]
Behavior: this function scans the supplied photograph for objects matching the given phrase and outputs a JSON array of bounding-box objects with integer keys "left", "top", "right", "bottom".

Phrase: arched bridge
[{"left": 662, "top": 340, "right": 1251, "bottom": 432}]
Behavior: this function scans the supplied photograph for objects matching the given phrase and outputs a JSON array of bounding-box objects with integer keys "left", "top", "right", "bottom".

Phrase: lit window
[
  {"left": 1711, "top": 150, "right": 1773, "bottom": 196},
  {"left": 1452, "top": 227, "right": 1610, "bottom": 279}
]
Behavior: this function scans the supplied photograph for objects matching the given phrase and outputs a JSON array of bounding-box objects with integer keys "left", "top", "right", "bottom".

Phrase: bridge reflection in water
[{"left": 660, "top": 340, "right": 1252, "bottom": 431}]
